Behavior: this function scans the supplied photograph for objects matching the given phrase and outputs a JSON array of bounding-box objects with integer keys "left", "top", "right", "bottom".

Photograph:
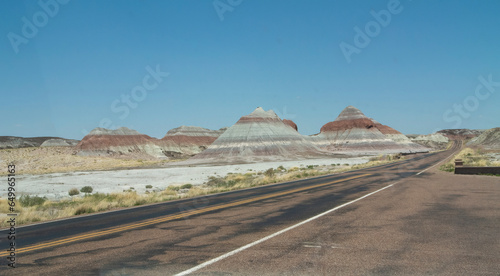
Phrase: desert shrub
[
  {"left": 145, "top": 184, "right": 153, "bottom": 189},
  {"left": 134, "top": 199, "right": 147, "bottom": 206},
  {"left": 369, "top": 156, "right": 380, "bottom": 162},
  {"left": 307, "top": 165, "right": 314, "bottom": 169},
  {"left": 68, "top": 188, "right": 80, "bottom": 196},
  {"left": 74, "top": 206, "right": 94, "bottom": 215},
  {"left": 439, "top": 163, "right": 454, "bottom": 172},
  {"left": 206, "top": 176, "right": 226, "bottom": 187},
  {"left": 205, "top": 175, "right": 240, "bottom": 188},
  {"left": 264, "top": 168, "right": 275, "bottom": 177},
  {"left": 225, "top": 180, "right": 237, "bottom": 187},
  {"left": 180, "top": 184, "right": 193, "bottom": 189},
  {"left": 167, "top": 185, "right": 180, "bottom": 191},
  {"left": 80, "top": 186, "right": 93, "bottom": 194},
  {"left": 19, "top": 195, "right": 47, "bottom": 207}
]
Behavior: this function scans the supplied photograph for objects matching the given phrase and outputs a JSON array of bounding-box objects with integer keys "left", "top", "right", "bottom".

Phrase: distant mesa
[
  {"left": 77, "top": 126, "right": 225, "bottom": 159},
  {"left": 408, "top": 133, "right": 449, "bottom": 150},
  {"left": 76, "top": 127, "right": 162, "bottom": 158},
  {"left": 164, "top": 125, "right": 226, "bottom": 137},
  {"left": 283, "top": 119, "right": 298, "bottom": 131},
  {"left": 437, "top": 129, "right": 484, "bottom": 140},
  {"left": 87, "top": 127, "right": 141, "bottom": 136},
  {"left": 310, "top": 105, "right": 428, "bottom": 154},
  {"left": 190, "top": 107, "right": 330, "bottom": 163},
  {"left": 159, "top": 126, "right": 227, "bottom": 156},
  {"left": 0, "top": 136, "right": 78, "bottom": 149}
]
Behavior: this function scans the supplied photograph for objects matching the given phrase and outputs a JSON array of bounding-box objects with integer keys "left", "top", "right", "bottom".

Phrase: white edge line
[
  {"left": 174, "top": 181, "right": 397, "bottom": 276},
  {"left": 416, "top": 141, "right": 461, "bottom": 175}
]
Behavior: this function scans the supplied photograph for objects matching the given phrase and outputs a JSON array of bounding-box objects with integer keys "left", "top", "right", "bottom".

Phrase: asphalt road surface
[{"left": 1, "top": 141, "right": 499, "bottom": 275}]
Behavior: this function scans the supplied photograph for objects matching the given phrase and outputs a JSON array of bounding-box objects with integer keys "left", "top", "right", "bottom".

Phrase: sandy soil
[{"left": 0, "top": 146, "right": 168, "bottom": 176}]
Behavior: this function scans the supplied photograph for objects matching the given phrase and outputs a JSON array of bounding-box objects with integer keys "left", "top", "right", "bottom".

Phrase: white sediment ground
[{"left": 3, "top": 157, "right": 368, "bottom": 201}]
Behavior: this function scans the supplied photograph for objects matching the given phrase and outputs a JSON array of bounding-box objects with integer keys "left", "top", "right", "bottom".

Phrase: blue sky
[{"left": 1, "top": 0, "right": 499, "bottom": 139}]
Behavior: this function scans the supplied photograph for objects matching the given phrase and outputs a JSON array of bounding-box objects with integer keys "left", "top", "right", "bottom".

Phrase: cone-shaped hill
[
  {"left": 190, "top": 107, "right": 330, "bottom": 163},
  {"left": 310, "top": 106, "right": 428, "bottom": 154},
  {"left": 159, "top": 126, "right": 226, "bottom": 155}
]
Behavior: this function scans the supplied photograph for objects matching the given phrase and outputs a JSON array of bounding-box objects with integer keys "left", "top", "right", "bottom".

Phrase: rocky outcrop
[
  {"left": 190, "top": 107, "right": 329, "bottom": 163},
  {"left": 40, "top": 139, "right": 80, "bottom": 147},
  {"left": 283, "top": 119, "right": 298, "bottom": 131},
  {"left": 466, "top": 127, "right": 500, "bottom": 150},
  {"left": 310, "top": 106, "right": 428, "bottom": 154}
]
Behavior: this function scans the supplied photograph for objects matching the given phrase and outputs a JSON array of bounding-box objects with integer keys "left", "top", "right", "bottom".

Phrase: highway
[{"left": 2, "top": 140, "right": 499, "bottom": 275}]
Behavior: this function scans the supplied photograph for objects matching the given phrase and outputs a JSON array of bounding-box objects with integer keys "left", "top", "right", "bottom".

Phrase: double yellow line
[{"left": 1, "top": 173, "right": 370, "bottom": 256}]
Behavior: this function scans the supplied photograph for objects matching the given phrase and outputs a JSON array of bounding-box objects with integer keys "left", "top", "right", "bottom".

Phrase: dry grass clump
[
  {"left": 440, "top": 147, "right": 500, "bottom": 172},
  {"left": 203, "top": 155, "right": 404, "bottom": 193}
]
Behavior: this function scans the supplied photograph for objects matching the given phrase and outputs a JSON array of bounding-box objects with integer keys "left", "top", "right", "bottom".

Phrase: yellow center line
[{"left": 1, "top": 173, "right": 371, "bottom": 256}]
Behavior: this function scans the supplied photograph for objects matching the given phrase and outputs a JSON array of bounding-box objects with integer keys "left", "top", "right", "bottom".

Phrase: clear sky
[{"left": 1, "top": 0, "right": 499, "bottom": 139}]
